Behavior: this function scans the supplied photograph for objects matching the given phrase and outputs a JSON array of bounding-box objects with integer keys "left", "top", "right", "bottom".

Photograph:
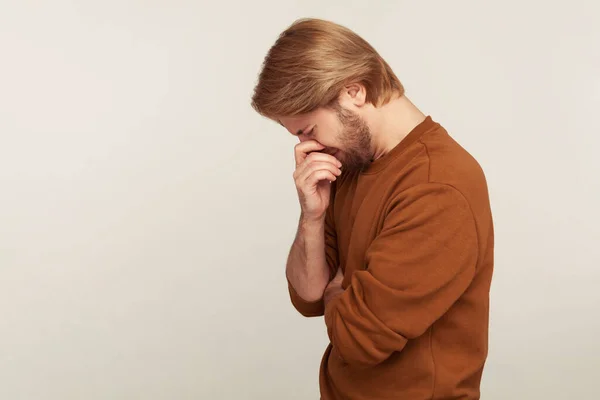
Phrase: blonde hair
[{"left": 251, "top": 18, "right": 404, "bottom": 119}]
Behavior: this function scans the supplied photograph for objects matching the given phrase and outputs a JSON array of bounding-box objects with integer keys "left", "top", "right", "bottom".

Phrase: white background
[{"left": 1, "top": 1, "right": 598, "bottom": 399}]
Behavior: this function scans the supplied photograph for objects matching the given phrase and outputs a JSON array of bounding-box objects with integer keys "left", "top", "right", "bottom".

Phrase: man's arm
[
  {"left": 324, "top": 183, "right": 478, "bottom": 367},
  {"left": 287, "top": 140, "right": 342, "bottom": 316},
  {"left": 287, "top": 189, "right": 340, "bottom": 317},
  {"left": 286, "top": 216, "right": 331, "bottom": 315}
]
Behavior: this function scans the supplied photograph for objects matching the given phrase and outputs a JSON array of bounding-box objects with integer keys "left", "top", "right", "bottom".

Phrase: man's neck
[{"left": 370, "top": 95, "right": 426, "bottom": 161}]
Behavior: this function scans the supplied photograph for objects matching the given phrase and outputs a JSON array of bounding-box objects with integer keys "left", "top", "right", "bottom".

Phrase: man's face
[{"left": 279, "top": 103, "right": 374, "bottom": 172}]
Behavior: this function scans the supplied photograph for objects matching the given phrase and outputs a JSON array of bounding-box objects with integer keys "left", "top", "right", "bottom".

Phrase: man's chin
[
  {"left": 330, "top": 149, "right": 369, "bottom": 171},
  {"left": 341, "top": 154, "right": 373, "bottom": 172}
]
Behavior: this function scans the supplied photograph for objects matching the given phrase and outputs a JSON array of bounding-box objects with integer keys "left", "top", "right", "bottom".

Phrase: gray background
[{"left": 1, "top": 1, "right": 598, "bottom": 399}]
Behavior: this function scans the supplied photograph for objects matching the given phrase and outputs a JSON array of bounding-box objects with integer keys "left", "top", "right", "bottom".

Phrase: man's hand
[
  {"left": 293, "top": 140, "right": 342, "bottom": 222},
  {"left": 324, "top": 268, "right": 345, "bottom": 308}
]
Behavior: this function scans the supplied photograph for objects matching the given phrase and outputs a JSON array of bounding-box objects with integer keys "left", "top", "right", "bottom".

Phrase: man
[{"left": 251, "top": 18, "right": 494, "bottom": 400}]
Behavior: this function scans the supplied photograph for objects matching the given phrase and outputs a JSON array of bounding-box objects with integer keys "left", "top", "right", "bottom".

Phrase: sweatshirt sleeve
[
  {"left": 288, "top": 190, "right": 339, "bottom": 317},
  {"left": 324, "top": 183, "right": 478, "bottom": 367}
]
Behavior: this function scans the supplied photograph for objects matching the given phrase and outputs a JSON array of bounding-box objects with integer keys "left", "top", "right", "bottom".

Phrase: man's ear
[{"left": 340, "top": 82, "right": 367, "bottom": 107}]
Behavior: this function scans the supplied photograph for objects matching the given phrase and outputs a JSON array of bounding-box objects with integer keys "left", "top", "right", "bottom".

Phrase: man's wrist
[{"left": 300, "top": 213, "right": 326, "bottom": 229}]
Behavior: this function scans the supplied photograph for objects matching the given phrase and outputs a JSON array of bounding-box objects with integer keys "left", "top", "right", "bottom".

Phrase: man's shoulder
[
  {"left": 419, "top": 126, "right": 488, "bottom": 194},
  {"left": 382, "top": 125, "right": 491, "bottom": 224}
]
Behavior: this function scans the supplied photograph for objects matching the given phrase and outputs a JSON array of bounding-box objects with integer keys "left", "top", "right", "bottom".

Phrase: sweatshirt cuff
[{"left": 287, "top": 278, "right": 325, "bottom": 317}]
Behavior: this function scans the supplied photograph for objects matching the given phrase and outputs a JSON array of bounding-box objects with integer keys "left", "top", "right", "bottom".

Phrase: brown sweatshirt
[{"left": 288, "top": 116, "right": 494, "bottom": 399}]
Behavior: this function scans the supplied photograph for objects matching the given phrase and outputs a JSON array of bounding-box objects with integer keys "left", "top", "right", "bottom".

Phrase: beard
[{"left": 330, "top": 103, "right": 374, "bottom": 172}]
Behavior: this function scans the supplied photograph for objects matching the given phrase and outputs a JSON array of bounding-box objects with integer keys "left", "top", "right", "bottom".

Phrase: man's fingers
[
  {"left": 294, "top": 153, "right": 342, "bottom": 180},
  {"left": 303, "top": 170, "right": 337, "bottom": 190},
  {"left": 330, "top": 268, "right": 344, "bottom": 283},
  {"left": 294, "top": 140, "right": 326, "bottom": 166},
  {"left": 294, "top": 161, "right": 342, "bottom": 182},
  {"left": 303, "top": 152, "right": 342, "bottom": 168}
]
